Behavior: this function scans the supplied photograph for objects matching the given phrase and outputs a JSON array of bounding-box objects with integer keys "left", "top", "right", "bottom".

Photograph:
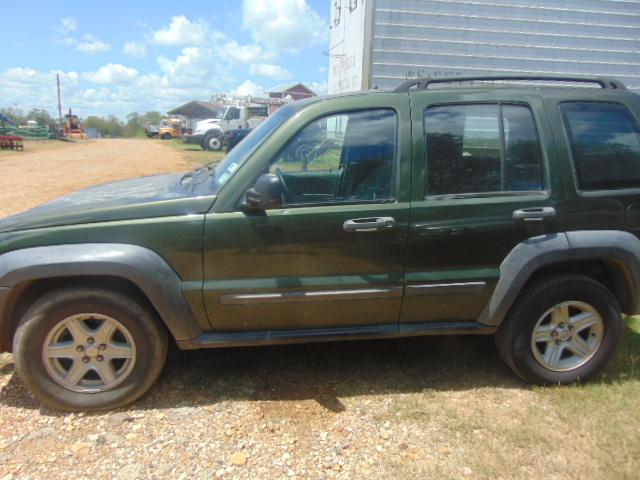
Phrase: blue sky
[{"left": 0, "top": 0, "right": 331, "bottom": 118}]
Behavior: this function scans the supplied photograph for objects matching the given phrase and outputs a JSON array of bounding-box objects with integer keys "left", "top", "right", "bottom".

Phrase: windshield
[{"left": 190, "top": 102, "right": 307, "bottom": 193}]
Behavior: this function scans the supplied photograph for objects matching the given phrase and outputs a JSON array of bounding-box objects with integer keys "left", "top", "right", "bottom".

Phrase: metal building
[{"left": 328, "top": 0, "right": 640, "bottom": 93}]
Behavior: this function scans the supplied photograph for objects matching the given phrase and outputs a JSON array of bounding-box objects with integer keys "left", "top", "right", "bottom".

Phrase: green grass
[{"left": 163, "top": 138, "right": 226, "bottom": 167}]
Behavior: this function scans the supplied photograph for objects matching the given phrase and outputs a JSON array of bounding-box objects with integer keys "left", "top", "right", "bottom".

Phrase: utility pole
[{"left": 56, "top": 73, "right": 64, "bottom": 134}]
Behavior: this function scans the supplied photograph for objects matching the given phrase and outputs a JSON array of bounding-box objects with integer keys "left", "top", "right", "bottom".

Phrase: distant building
[
  {"left": 267, "top": 83, "right": 316, "bottom": 101},
  {"left": 167, "top": 100, "right": 222, "bottom": 131}
]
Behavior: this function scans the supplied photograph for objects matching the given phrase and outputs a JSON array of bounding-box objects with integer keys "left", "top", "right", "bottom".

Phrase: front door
[
  {"left": 402, "top": 90, "right": 564, "bottom": 324},
  {"left": 203, "top": 97, "right": 412, "bottom": 331}
]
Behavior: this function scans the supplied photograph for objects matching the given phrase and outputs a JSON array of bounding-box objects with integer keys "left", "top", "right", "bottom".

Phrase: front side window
[
  {"left": 267, "top": 109, "right": 397, "bottom": 205},
  {"left": 425, "top": 104, "right": 544, "bottom": 195},
  {"left": 225, "top": 108, "right": 241, "bottom": 120},
  {"left": 560, "top": 102, "right": 640, "bottom": 191}
]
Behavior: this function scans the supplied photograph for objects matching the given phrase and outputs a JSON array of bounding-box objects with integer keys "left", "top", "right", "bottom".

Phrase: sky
[{"left": 0, "top": 0, "right": 331, "bottom": 119}]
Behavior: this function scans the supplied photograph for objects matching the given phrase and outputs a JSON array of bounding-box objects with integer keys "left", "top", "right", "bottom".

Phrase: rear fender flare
[{"left": 478, "top": 231, "right": 640, "bottom": 325}]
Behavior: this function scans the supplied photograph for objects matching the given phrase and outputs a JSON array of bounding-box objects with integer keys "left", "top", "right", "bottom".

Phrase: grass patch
[{"left": 163, "top": 138, "right": 226, "bottom": 167}]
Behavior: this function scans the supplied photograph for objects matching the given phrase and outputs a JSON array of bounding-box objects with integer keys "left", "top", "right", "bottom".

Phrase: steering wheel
[{"left": 274, "top": 168, "right": 291, "bottom": 202}]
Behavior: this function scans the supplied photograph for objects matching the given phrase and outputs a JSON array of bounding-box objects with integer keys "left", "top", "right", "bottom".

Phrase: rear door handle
[
  {"left": 343, "top": 217, "right": 396, "bottom": 233},
  {"left": 513, "top": 207, "right": 556, "bottom": 222}
]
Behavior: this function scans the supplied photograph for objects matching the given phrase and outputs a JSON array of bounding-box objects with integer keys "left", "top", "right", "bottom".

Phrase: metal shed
[{"left": 167, "top": 101, "right": 221, "bottom": 131}]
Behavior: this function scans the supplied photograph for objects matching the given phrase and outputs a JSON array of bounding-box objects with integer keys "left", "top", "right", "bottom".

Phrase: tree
[
  {"left": 25, "top": 109, "right": 57, "bottom": 130},
  {"left": 0, "top": 107, "right": 26, "bottom": 126},
  {"left": 83, "top": 115, "right": 125, "bottom": 138}
]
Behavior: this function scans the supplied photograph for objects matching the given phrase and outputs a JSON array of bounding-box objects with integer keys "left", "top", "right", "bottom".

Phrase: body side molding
[
  {"left": 219, "top": 286, "right": 402, "bottom": 305},
  {"left": 0, "top": 243, "right": 203, "bottom": 342}
]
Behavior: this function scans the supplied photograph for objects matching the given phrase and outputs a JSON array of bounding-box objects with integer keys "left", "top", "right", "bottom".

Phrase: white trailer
[{"left": 328, "top": 0, "right": 640, "bottom": 93}]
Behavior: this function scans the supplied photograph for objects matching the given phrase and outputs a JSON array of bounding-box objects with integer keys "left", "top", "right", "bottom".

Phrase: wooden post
[{"left": 56, "top": 73, "right": 64, "bottom": 134}]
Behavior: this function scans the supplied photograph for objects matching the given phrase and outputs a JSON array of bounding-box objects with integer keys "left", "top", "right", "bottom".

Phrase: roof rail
[{"left": 394, "top": 75, "right": 627, "bottom": 92}]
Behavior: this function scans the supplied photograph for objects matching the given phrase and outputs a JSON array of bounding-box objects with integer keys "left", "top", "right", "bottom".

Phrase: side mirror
[{"left": 242, "top": 173, "right": 284, "bottom": 211}]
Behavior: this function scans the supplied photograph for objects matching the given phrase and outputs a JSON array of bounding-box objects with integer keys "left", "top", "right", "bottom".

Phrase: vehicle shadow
[{"left": 1, "top": 321, "right": 638, "bottom": 415}]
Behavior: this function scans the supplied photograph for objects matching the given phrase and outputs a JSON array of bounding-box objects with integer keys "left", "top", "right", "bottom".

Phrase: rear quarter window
[{"left": 560, "top": 101, "right": 640, "bottom": 191}]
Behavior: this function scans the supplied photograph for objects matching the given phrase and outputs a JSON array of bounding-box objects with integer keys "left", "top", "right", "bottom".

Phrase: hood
[{"left": 0, "top": 172, "right": 216, "bottom": 233}]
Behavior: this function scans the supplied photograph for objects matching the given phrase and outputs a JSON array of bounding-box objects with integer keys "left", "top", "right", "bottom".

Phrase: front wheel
[
  {"left": 495, "top": 275, "right": 622, "bottom": 385},
  {"left": 203, "top": 132, "right": 222, "bottom": 151},
  {"left": 13, "top": 288, "right": 168, "bottom": 411}
]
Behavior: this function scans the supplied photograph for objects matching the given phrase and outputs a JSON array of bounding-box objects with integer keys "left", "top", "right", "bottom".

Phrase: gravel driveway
[{"left": 0, "top": 139, "right": 190, "bottom": 218}]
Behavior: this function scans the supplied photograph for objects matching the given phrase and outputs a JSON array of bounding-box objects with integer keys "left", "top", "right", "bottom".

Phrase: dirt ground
[
  {"left": 0, "top": 139, "right": 192, "bottom": 218},
  {"left": 0, "top": 139, "right": 639, "bottom": 479}
]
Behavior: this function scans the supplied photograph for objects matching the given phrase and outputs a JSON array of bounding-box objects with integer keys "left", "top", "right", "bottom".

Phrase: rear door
[{"left": 402, "top": 90, "right": 564, "bottom": 324}]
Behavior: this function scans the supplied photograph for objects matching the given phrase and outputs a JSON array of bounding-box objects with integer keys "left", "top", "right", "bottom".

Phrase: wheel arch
[
  {"left": 478, "top": 231, "right": 640, "bottom": 326},
  {"left": 0, "top": 244, "right": 203, "bottom": 352}
]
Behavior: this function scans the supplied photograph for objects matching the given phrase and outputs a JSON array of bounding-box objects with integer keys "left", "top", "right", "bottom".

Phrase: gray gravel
[{"left": 1, "top": 335, "right": 637, "bottom": 479}]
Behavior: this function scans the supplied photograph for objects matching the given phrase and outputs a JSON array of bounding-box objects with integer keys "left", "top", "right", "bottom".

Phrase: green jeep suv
[{"left": 1, "top": 75, "right": 640, "bottom": 411}]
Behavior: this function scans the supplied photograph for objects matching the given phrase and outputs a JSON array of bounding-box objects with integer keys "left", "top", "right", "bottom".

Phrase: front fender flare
[{"left": 0, "top": 243, "right": 203, "bottom": 342}]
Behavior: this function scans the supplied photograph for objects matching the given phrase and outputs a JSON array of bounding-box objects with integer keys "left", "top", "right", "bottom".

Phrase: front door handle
[
  {"left": 513, "top": 207, "right": 556, "bottom": 222},
  {"left": 343, "top": 217, "right": 396, "bottom": 233}
]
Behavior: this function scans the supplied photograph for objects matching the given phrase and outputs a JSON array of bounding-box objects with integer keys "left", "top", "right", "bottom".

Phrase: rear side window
[
  {"left": 425, "top": 104, "right": 544, "bottom": 195},
  {"left": 560, "top": 102, "right": 640, "bottom": 191}
]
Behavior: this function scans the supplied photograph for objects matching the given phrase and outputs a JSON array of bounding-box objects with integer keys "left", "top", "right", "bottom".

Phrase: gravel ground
[
  {"left": 0, "top": 339, "right": 562, "bottom": 480},
  {"left": 0, "top": 139, "right": 191, "bottom": 218},
  {"left": 0, "top": 139, "right": 639, "bottom": 479}
]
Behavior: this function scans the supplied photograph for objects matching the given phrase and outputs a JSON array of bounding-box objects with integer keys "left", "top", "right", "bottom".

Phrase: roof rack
[{"left": 393, "top": 75, "right": 627, "bottom": 92}]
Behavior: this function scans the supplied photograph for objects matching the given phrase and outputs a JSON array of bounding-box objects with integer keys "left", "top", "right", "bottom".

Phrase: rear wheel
[
  {"left": 495, "top": 275, "right": 622, "bottom": 385},
  {"left": 13, "top": 288, "right": 168, "bottom": 411}
]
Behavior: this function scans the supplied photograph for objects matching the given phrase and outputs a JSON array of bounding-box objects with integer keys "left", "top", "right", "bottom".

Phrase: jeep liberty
[{"left": 1, "top": 75, "right": 640, "bottom": 411}]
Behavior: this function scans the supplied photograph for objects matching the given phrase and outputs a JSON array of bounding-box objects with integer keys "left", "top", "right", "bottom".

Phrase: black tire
[
  {"left": 13, "top": 288, "right": 168, "bottom": 411},
  {"left": 161, "top": 133, "right": 172, "bottom": 140},
  {"left": 203, "top": 132, "right": 222, "bottom": 151},
  {"left": 495, "top": 275, "right": 622, "bottom": 385}
]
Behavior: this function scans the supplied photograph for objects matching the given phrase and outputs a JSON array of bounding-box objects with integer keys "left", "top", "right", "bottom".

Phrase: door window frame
[
  {"left": 558, "top": 99, "right": 640, "bottom": 197},
  {"left": 235, "top": 107, "right": 402, "bottom": 210},
  {"left": 421, "top": 101, "right": 550, "bottom": 201}
]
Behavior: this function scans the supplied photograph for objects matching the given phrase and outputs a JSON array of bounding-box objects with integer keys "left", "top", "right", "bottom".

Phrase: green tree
[
  {"left": 25, "top": 109, "right": 57, "bottom": 130},
  {"left": 0, "top": 107, "right": 26, "bottom": 125}
]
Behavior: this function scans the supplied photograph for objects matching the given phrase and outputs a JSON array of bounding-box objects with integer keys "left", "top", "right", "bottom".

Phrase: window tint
[
  {"left": 425, "top": 104, "right": 544, "bottom": 195},
  {"left": 268, "top": 109, "right": 397, "bottom": 205},
  {"left": 560, "top": 102, "right": 640, "bottom": 190}
]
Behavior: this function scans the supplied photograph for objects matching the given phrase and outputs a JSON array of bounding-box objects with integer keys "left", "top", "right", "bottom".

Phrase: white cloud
[
  {"left": 75, "top": 34, "right": 110, "bottom": 54},
  {"left": 231, "top": 80, "right": 265, "bottom": 97},
  {"left": 250, "top": 63, "right": 292, "bottom": 81},
  {"left": 3, "top": 10, "right": 329, "bottom": 118},
  {"left": 223, "top": 41, "right": 276, "bottom": 63},
  {"left": 243, "top": 0, "right": 328, "bottom": 53},
  {"left": 57, "top": 17, "right": 77, "bottom": 34},
  {"left": 151, "top": 15, "right": 208, "bottom": 46},
  {"left": 309, "top": 80, "right": 328, "bottom": 95},
  {"left": 83, "top": 63, "right": 139, "bottom": 84},
  {"left": 123, "top": 41, "right": 147, "bottom": 58},
  {"left": 318, "top": 66, "right": 327, "bottom": 74},
  {"left": 0, "top": 68, "right": 81, "bottom": 114}
]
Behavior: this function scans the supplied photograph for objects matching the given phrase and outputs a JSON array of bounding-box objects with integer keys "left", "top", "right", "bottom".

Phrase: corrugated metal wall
[{"left": 370, "top": 0, "right": 640, "bottom": 91}]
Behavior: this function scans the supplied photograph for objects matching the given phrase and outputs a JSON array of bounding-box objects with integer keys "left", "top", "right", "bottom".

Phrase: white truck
[{"left": 189, "top": 100, "right": 269, "bottom": 151}]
